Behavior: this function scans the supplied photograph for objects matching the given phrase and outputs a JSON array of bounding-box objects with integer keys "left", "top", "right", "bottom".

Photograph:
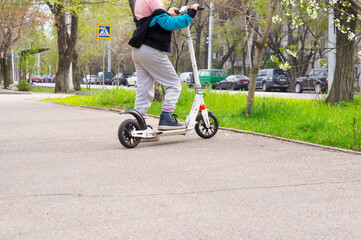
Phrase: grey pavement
[{"left": 1, "top": 92, "right": 361, "bottom": 240}]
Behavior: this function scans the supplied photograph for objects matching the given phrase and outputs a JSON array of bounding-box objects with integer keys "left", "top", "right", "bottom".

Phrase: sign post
[{"left": 97, "top": 24, "right": 112, "bottom": 89}]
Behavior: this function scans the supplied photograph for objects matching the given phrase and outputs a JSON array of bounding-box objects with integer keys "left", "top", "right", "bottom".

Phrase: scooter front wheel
[
  {"left": 118, "top": 119, "right": 141, "bottom": 148},
  {"left": 195, "top": 112, "right": 219, "bottom": 139}
]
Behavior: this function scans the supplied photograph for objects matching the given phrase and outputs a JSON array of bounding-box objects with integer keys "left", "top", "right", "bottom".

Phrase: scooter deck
[
  {"left": 153, "top": 129, "right": 189, "bottom": 136},
  {"left": 133, "top": 128, "right": 193, "bottom": 138}
]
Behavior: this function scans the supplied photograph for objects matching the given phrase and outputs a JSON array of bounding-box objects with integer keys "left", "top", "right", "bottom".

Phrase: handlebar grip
[{"left": 174, "top": 6, "right": 204, "bottom": 15}]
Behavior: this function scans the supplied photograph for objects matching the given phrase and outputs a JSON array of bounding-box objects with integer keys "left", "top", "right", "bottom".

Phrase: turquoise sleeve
[{"left": 149, "top": 13, "right": 194, "bottom": 30}]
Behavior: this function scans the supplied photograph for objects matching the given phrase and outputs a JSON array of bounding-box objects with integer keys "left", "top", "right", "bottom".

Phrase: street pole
[
  {"left": 207, "top": 2, "right": 214, "bottom": 70},
  {"left": 358, "top": 49, "right": 361, "bottom": 93},
  {"left": 66, "top": 12, "right": 73, "bottom": 91},
  {"left": 69, "top": 62, "right": 73, "bottom": 90},
  {"left": 12, "top": 49, "right": 15, "bottom": 83},
  {"left": 328, "top": 8, "right": 336, "bottom": 92},
  {"left": 108, "top": 40, "right": 111, "bottom": 72},
  {"left": 37, "top": 53, "right": 40, "bottom": 75},
  {"left": 102, "top": 40, "right": 105, "bottom": 89}
]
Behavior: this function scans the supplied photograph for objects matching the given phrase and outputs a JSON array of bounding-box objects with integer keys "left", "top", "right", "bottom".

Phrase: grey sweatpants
[{"left": 132, "top": 44, "right": 181, "bottom": 116}]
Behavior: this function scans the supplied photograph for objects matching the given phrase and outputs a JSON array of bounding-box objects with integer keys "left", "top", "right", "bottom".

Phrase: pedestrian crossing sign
[{"left": 97, "top": 24, "right": 112, "bottom": 40}]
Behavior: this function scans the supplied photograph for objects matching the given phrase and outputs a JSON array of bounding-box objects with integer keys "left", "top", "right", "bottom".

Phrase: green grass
[
  {"left": 30, "top": 86, "right": 56, "bottom": 93},
  {"left": 29, "top": 86, "right": 101, "bottom": 93},
  {"left": 47, "top": 88, "right": 136, "bottom": 109},
  {"left": 46, "top": 85, "right": 361, "bottom": 151}
]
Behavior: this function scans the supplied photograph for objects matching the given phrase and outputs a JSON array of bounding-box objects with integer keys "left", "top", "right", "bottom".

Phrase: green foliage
[
  {"left": 76, "top": 1, "right": 133, "bottom": 67},
  {"left": 30, "top": 86, "right": 56, "bottom": 93},
  {"left": 17, "top": 80, "right": 32, "bottom": 91},
  {"left": 47, "top": 85, "right": 361, "bottom": 151},
  {"left": 48, "top": 88, "right": 136, "bottom": 109}
]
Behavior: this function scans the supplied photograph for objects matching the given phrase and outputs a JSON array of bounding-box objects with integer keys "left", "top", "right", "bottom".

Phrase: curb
[
  {"left": 48, "top": 102, "right": 361, "bottom": 156},
  {"left": 0, "top": 89, "right": 31, "bottom": 95},
  {"left": 219, "top": 127, "right": 361, "bottom": 156}
]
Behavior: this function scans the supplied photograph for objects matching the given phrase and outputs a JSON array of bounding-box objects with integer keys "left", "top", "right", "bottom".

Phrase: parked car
[
  {"left": 179, "top": 72, "right": 194, "bottom": 86},
  {"left": 295, "top": 69, "right": 328, "bottom": 94},
  {"left": 112, "top": 73, "right": 131, "bottom": 86},
  {"left": 96, "top": 72, "right": 114, "bottom": 85},
  {"left": 256, "top": 69, "right": 290, "bottom": 92},
  {"left": 83, "top": 75, "right": 99, "bottom": 84},
  {"left": 50, "top": 74, "right": 56, "bottom": 83},
  {"left": 43, "top": 75, "right": 52, "bottom": 83},
  {"left": 41, "top": 75, "right": 50, "bottom": 83},
  {"left": 218, "top": 75, "right": 250, "bottom": 90},
  {"left": 199, "top": 69, "right": 227, "bottom": 89},
  {"left": 30, "top": 75, "right": 42, "bottom": 83},
  {"left": 126, "top": 73, "right": 137, "bottom": 87}
]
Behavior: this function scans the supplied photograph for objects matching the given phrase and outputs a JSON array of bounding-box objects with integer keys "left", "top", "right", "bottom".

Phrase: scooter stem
[{"left": 185, "top": 26, "right": 202, "bottom": 89}]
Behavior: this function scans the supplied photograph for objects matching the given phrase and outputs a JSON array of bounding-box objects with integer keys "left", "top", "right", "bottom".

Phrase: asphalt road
[{"left": 1, "top": 92, "right": 361, "bottom": 239}]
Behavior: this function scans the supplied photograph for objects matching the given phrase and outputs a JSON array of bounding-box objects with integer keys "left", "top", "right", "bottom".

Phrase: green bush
[{"left": 17, "top": 80, "right": 32, "bottom": 91}]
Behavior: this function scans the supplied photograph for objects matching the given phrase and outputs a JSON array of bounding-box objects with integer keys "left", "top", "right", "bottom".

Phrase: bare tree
[{"left": 245, "top": 0, "right": 278, "bottom": 115}]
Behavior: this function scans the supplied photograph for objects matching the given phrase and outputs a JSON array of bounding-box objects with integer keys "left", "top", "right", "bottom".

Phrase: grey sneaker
[{"left": 158, "top": 111, "right": 185, "bottom": 131}]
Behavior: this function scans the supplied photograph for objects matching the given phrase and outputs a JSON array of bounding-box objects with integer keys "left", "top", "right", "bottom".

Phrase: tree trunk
[
  {"left": 326, "top": 2, "right": 357, "bottom": 103},
  {"left": 216, "top": 41, "right": 238, "bottom": 69},
  {"left": 0, "top": 62, "right": 3, "bottom": 85},
  {"left": 246, "top": 44, "right": 262, "bottom": 115},
  {"left": 2, "top": 57, "right": 9, "bottom": 89},
  {"left": 242, "top": 46, "right": 248, "bottom": 75},
  {"left": 231, "top": 52, "right": 236, "bottom": 75},
  {"left": 72, "top": 50, "right": 81, "bottom": 91},
  {"left": 245, "top": 0, "right": 278, "bottom": 116},
  {"left": 153, "top": 82, "right": 164, "bottom": 102},
  {"left": 47, "top": 2, "right": 78, "bottom": 93},
  {"left": 55, "top": 22, "right": 69, "bottom": 93},
  {"left": 7, "top": 56, "right": 13, "bottom": 85},
  {"left": 203, "top": 30, "right": 209, "bottom": 69},
  {"left": 128, "top": 0, "right": 135, "bottom": 15}
]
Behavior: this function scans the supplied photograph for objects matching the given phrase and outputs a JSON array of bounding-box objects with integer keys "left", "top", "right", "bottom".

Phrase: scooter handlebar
[{"left": 174, "top": 6, "right": 204, "bottom": 15}]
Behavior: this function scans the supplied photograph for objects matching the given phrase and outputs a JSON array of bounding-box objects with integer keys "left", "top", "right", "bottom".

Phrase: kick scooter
[{"left": 118, "top": 6, "right": 219, "bottom": 148}]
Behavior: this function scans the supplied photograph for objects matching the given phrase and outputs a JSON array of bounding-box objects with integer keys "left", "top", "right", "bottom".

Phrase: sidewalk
[
  {"left": 0, "top": 87, "right": 31, "bottom": 95},
  {"left": 1, "top": 93, "right": 361, "bottom": 239}
]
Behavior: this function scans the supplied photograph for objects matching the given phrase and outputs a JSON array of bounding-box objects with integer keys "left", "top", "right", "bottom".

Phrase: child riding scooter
[{"left": 118, "top": 3, "right": 218, "bottom": 148}]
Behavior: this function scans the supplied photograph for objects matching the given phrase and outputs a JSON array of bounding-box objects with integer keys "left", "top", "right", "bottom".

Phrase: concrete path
[{"left": 1, "top": 93, "right": 361, "bottom": 239}]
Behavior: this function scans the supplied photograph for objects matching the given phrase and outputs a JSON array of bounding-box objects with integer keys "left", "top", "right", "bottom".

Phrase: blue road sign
[{"left": 97, "top": 24, "right": 112, "bottom": 40}]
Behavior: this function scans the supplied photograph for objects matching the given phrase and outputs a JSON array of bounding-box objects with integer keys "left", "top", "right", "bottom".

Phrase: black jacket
[{"left": 129, "top": 9, "right": 172, "bottom": 52}]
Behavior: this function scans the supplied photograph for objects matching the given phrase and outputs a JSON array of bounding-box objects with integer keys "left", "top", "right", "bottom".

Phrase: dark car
[
  {"left": 112, "top": 73, "right": 131, "bottom": 86},
  {"left": 295, "top": 69, "right": 328, "bottom": 94},
  {"left": 218, "top": 75, "right": 250, "bottom": 90},
  {"left": 97, "top": 72, "right": 114, "bottom": 85},
  {"left": 256, "top": 69, "right": 290, "bottom": 92}
]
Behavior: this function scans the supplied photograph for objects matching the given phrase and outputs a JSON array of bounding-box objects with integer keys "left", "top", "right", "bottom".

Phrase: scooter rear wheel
[
  {"left": 118, "top": 119, "right": 141, "bottom": 148},
  {"left": 195, "top": 112, "right": 219, "bottom": 139}
]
